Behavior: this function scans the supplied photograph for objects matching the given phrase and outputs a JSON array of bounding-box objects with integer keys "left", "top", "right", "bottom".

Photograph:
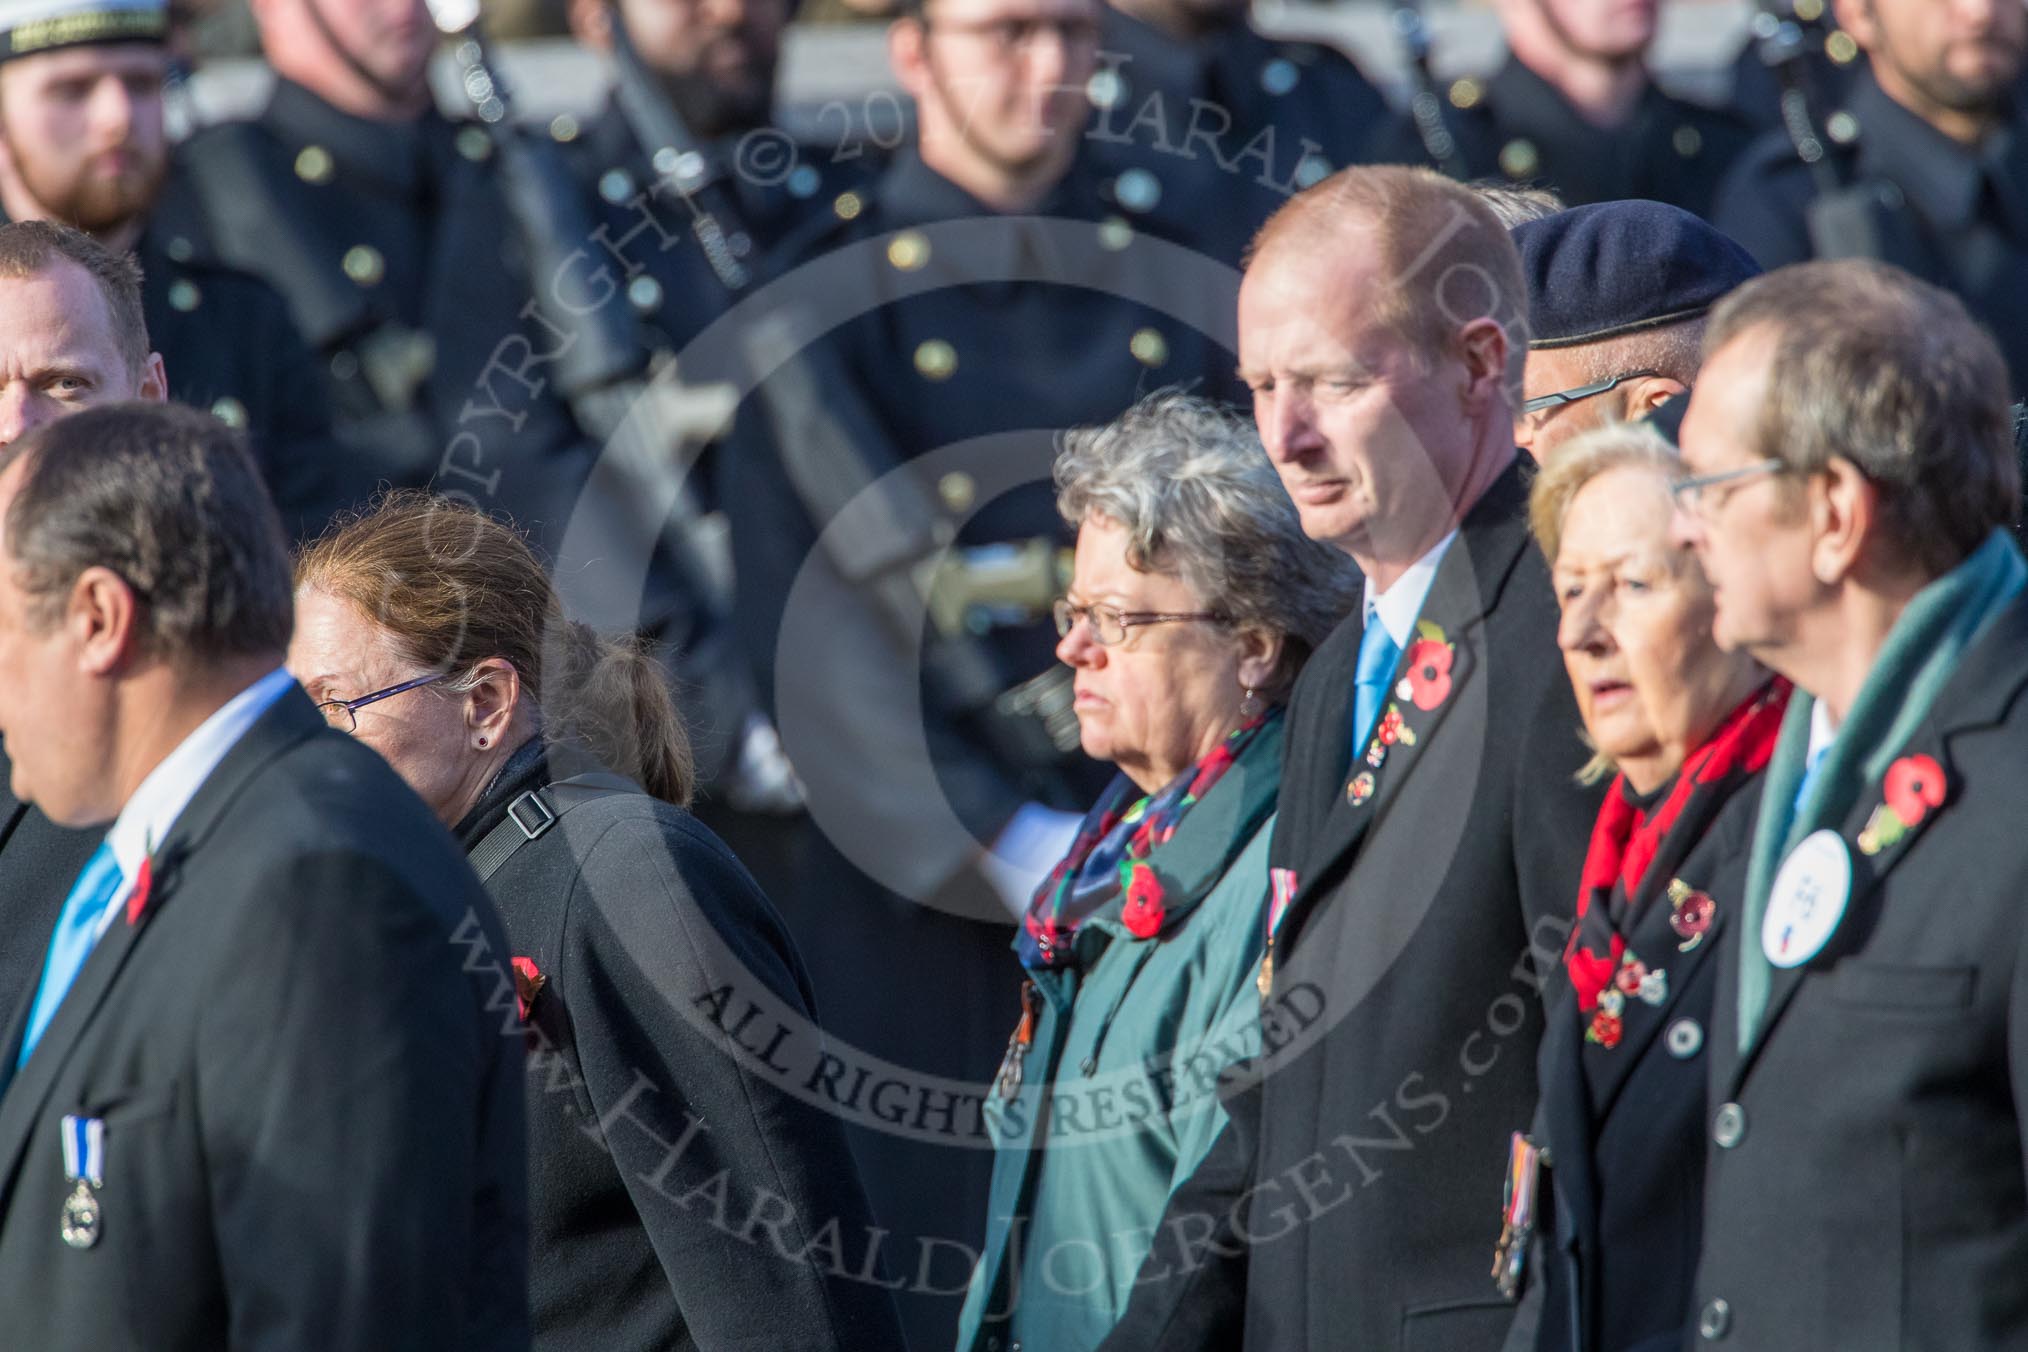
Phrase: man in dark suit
[
  {"left": 0, "top": 220, "right": 173, "bottom": 1035},
  {"left": 0, "top": 402, "right": 527, "bottom": 1350},
  {"left": 1674, "top": 262, "right": 2028, "bottom": 1348},
  {"left": 1099, "top": 164, "right": 1600, "bottom": 1351}
]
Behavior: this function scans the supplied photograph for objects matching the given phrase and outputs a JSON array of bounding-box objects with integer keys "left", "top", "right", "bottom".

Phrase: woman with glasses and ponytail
[
  {"left": 288, "top": 492, "right": 904, "bottom": 1352},
  {"left": 956, "top": 393, "right": 1355, "bottom": 1352}
]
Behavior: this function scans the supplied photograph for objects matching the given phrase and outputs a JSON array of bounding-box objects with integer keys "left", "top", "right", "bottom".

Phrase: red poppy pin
[
  {"left": 1588, "top": 1010, "right": 1623, "bottom": 1049},
  {"left": 1395, "top": 621, "right": 1455, "bottom": 712},
  {"left": 1857, "top": 754, "right": 1947, "bottom": 856},
  {"left": 511, "top": 956, "right": 547, "bottom": 1021},
  {"left": 1120, "top": 862, "right": 1166, "bottom": 938},
  {"left": 124, "top": 851, "right": 154, "bottom": 926},
  {"left": 1666, "top": 878, "right": 1715, "bottom": 951}
]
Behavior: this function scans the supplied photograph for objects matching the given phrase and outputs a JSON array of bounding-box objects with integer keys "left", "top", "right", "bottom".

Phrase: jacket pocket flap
[{"left": 1829, "top": 961, "right": 1976, "bottom": 1010}]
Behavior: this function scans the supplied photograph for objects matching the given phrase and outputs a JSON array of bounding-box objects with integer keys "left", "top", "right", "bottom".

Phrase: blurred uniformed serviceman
[
  {"left": 559, "top": 0, "right": 873, "bottom": 353},
  {"left": 1714, "top": 0, "right": 2028, "bottom": 395},
  {"left": 175, "top": 0, "right": 593, "bottom": 538},
  {"left": 0, "top": 0, "right": 334, "bottom": 536},
  {"left": 718, "top": 0, "right": 1240, "bottom": 1340},
  {"left": 1085, "top": 0, "right": 1390, "bottom": 265},
  {"left": 1373, "top": 0, "right": 1756, "bottom": 219}
]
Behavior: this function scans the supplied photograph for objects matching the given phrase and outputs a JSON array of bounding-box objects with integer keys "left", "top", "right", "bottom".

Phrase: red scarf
[{"left": 1565, "top": 679, "right": 1790, "bottom": 1011}]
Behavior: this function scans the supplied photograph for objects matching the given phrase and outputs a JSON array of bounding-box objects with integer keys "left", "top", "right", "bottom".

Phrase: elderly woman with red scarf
[{"left": 1511, "top": 424, "right": 1789, "bottom": 1352}]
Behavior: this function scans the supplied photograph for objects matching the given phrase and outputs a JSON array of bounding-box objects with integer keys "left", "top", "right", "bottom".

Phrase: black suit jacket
[
  {"left": 0, "top": 688, "right": 529, "bottom": 1351},
  {"left": 456, "top": 747, "right": 905, "bottom": 1352},
  {"left": 0, "top": 757, "right": 98, "bottom": 1039},
  {"left": 1691, "top": 595, "right": 2028, "bottom": 1350},
  {"left": 1099, "top": 461, "right": 1602, "bottom": 1352},
  {"left": 1530, "top": 779, "right": 1760, "bottom": 1352}
]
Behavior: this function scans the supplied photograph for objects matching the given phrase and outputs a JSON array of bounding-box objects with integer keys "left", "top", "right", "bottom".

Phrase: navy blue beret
[{"left": 1512, "top": 200, "right": 1761, "bottom": 349}]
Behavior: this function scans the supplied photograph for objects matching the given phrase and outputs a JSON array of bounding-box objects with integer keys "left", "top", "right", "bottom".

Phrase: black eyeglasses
[
  {"left": 316, "top": 672, "right": 447, "bottom": 734},
  {"left": 1520, "top": 369, "right": 1662, "bottom": 416},
  {"left": 1053, "top": 599, "right": 1227, "bottom": 646}
]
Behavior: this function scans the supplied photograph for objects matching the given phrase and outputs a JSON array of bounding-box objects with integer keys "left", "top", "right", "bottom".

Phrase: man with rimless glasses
[{"left": 1510, "top": 200, "right": 1761, "bottom": 462}]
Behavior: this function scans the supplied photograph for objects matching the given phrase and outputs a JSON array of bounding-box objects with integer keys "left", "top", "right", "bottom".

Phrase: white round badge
[{"left": 1762, "top": 829, "right": 1854, "bottom": 968}]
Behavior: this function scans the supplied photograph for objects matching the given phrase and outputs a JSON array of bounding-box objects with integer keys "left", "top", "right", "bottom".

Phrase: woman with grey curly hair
[{"left": 957, "top": 391, "right": 1356, "bottom": 1352}]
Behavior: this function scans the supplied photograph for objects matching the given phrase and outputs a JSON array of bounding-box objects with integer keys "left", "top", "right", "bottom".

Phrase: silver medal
[{"left": 60, "top": 1179, "right": 99, "bottom": 1249}]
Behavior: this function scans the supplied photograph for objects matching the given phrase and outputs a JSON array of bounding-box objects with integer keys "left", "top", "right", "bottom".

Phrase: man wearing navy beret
[{"left": 1511, "top": 199, "right": 1760, "bottom": 461}]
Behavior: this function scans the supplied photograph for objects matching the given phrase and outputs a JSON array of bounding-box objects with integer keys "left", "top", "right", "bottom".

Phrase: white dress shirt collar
[
  {"left": 99, "top": 667, "right": 296, "bottom": 932},
  {"left": 1362, "top": 529, "right": 1460, "bottom": 646}
]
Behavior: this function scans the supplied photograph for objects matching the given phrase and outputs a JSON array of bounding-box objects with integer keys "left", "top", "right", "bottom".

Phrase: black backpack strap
[{"left": 467, "top": 772, "right": 637, "bottom": 882}]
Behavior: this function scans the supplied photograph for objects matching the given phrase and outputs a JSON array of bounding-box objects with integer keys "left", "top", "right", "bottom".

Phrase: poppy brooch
[{"left": 1856, "top": 754, "right": 1947, "bottom": 856}]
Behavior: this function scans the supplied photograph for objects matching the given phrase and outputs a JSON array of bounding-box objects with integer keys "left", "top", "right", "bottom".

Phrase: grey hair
[
  {"left": 1473, "top": 182, "right": 1567, "bottom": 229},
  {"left": 1706, "top": 259, "right": 2018, "bottom": 575},
  {"left": 1572, "top": 316, "right": 1706, "bottom": 387},
  {"left": 0, "top": 401, "right": 293, "bottom": 664},
  {"left": 1055, "top": 390, "right": 1359, "bottom": 698}
]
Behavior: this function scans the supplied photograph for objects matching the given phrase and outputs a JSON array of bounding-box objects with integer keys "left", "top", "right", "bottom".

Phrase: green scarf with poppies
[{"left": 1737, "top": 528, "right": 2027, "bottom": 1051}]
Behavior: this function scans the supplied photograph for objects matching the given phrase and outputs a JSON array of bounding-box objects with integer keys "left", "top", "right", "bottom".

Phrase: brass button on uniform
[
  {"left": 1499, "top": 139, "right": 1540, "bottom": 180},
  {"left": 1666, "top": 1018, "right": 1703, "bottom": 1059},
  {"left": 342, "top": 245, "right": 386, "bottom": 287},
  {"left": 938, "top": 472, "right": 976, "bottom": 513},
  {"left": 1129, "top": 328, "right": 1169, "bottom": 368},
  {"left": 887, "top": 231, "right": 930, "bottom": 271},
  {"left": 1697, "top": 1298, "right": 1731, "bottom": 1341},
  {"left": 1712, "top": 1102, "right": 1746, "bottom": 1149},
  {"left": 914, "top": 339, "right": 957, "bottom": 380},
  {"left": 1114, "top": 168, "right": 1161, "bottom": 214},
  {"left": 294, "top": 145, "right": 334, "bottom": 184},
  {"left": 598, "top": 168, "right": 636, "bottom": 205},
  {"left": 627, "top": 276, "right": 663, "bottom": 312}
]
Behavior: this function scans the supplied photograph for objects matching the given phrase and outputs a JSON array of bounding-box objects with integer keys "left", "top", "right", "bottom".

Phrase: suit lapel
[
  {"left": 1290, "top": 462, "right": 1533, "bottom": 913},
  {"left": 1582, "top": 871, "right": 1728, "bottom": 1119},
  {"left": 1732, "top": 597, "right": 2028, "bottom": 1091},
  {"left": 0, "top": 689, "right": 323, "bottom": 1200}
]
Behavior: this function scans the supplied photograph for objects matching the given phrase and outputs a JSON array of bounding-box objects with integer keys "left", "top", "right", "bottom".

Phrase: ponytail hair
[
  {"left": 294, "top": 491, "right": 696, "bottom": 806},
  {"left": 548, "top": 619, "right": 695, "bottom": 807}
]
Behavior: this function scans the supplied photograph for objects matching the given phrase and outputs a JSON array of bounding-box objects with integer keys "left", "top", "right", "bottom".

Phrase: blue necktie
[
  {"left": 1792, "top": 744, "right": 1830, "bottom": 822},
  {"left": 1352, "top": 616, "right": 1403, "bottom": 759},
  {"left": 16, "top": 843, "right": 125, "bottom": 1070}
]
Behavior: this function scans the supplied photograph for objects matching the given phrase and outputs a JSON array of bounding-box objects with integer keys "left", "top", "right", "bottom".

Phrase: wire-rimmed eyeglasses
[
  {"left": 1053, "top": 599, "right": 1228, "bottom": 646},
  {"left": 1520, "top": 369, "right": 1662, "bottom": 416},
  {"left": 316, "top": 672, "right": 447, "bottom": 733},
  {"left": 1668, "top": 459, "right": 1787, "bottom": 517}
]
